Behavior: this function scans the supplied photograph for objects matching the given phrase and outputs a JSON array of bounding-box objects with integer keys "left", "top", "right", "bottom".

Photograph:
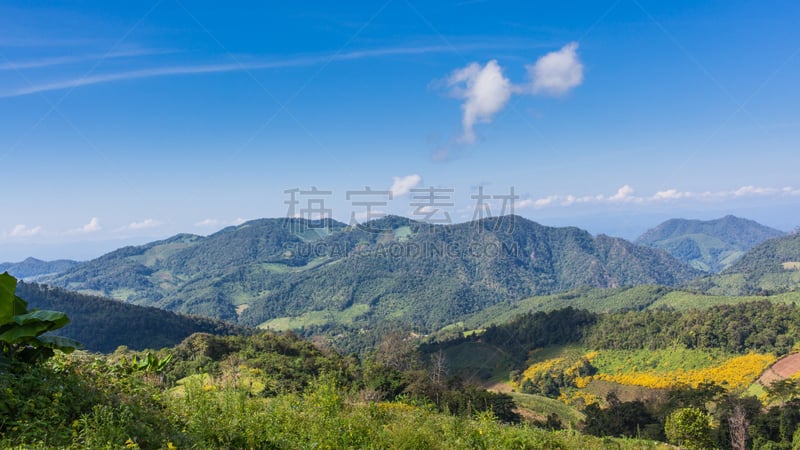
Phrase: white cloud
[
  {"left": 446, "top": 60, "right": 512, "bottom": 143},
  {"left": 353, "top": 210, "right": 387, "bottom": 222},
  {"left": 786, "top": 187, "right": 800, "bottom": 196},
  {"left": 8, "top": 224, "right": 42, "bottom": 238},
  {"left": 194, "top": 217, "right": 246, "bottom": 229},
  {"left": 125, "top": 219, "right": 161, "bottom": 230},
  {"left": 389, "top": 174, "right": 422, "bottom": 197},
  {"left": 195, "top": 218, "right": 223, "bottom": 227},
  {"left": 653, "top": 189, "right": 693, "bottom": 200},
  {"left": 609, "top": 185, "right": 635, "bottom": 202},
  {"left": 527, "top": 42, "right": 584, "bottom": 96},
  {"left": 734, "top": 185, "right": 778, "bottom": 197},
  {"left": 75, "top": 217, "right": 101, "bottom": 233},
  {"left": 523, "top": 185, "right": 800, "bottom": 209},
  {"left": 438, "top": 42, "right": 583, "bottom": 148}
]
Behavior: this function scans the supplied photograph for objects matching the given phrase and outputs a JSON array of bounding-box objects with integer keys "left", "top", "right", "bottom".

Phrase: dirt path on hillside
[
  {"left": 759, "top": 353, "right": 800, "bottom": 386},
  {"left": 485, "top": 380, "right": 513, "bottom": 393}
]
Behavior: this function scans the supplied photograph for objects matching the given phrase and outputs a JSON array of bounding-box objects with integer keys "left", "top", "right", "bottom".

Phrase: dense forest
[{"left": 16, "top": 282, "right": 244, "bottom": 353}]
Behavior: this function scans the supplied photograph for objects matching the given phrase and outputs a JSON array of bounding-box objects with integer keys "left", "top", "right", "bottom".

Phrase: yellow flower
[{"left": 594, "top": 353, "right": 775, "bottom": 389}]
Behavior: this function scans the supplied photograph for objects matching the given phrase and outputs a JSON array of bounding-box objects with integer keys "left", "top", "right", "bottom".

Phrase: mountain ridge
[{"left": 43, "top": 215, "right": 700, "bottom": 334}]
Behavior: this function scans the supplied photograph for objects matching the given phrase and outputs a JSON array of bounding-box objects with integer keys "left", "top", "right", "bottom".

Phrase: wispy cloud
[
  {"left": 119, "top": 218, "right": 161, "bottom": 231},
  {"left": 0, "top": 48, "right": 171, "bottom": 71},
  {"left": 5, "top": 224, "right": 43, "bottom": 238},
  {"left": 195, "top": 218, "right": 223, "bottom": 228},
  {"left": 0, "top": 36, "right": 99, "bottom": 48},
  {"left": 518, "top": 185, "right": 800, "bottom": 209},
  {"left": 0, "top": 43, "right": 523, "bottom": 99},
  {"left": 389, "top": 174, "right": 422, "bottom": 197}
]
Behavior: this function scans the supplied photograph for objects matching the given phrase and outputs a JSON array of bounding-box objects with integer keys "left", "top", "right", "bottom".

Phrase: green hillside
[
  {"left": 636, "top": 215, "right": 785, "bottom": 273},
  {"left": 45, "top": 215, "right": 699, "bottom": 337},
  {"left": 687, "top": 232, "right": 800, "bottom": 295},
  {"left": 457, "top": 285, "right": 672, "bottom": 330},
  {"left": 45, "top": 219, "right": 342, "bottom": 320},
  {"left": 1, "top": 277, "right": 669, "bottom": 449},
  {"left": 16, "top": 281, "right": 244, "bottom": 352}
]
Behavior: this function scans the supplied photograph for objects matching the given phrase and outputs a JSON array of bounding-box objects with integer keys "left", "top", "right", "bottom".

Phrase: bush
[{"left": 664, "top": 407, "right": 713, "bottom": 450}]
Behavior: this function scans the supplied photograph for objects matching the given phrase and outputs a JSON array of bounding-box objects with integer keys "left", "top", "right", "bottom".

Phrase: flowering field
[
  {"left": 518, "top": 346, "right": 776, "bottom": 399},
  {"left": 592, "top": 352, "right": 775, "bottom": 389}
]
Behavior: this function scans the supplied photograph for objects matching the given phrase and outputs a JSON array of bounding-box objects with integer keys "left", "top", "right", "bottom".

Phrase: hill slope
[
  {"left": 687, "top": 232, "right": 800, "bottom": 295},
  {"left": 635, "top": 215, "right": 784, "bottom": 273},
  {"left": 17, "top": 282, "right": 244, "bottom": 352},
  {"left": 45, "top": 215, "right": 699, "bottom": 335}
]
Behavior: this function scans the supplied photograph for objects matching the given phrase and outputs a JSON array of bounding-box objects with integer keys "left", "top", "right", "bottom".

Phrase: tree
[
  {"left": 728, "top": 403, "right": 749, "bottom": 450},
  {"left": 766, "top": 379, "right": 800, "bottom": 406},
  {"left": 376, "top": 328, "right": 418, "bottom": 371},
  {"left": 664, "top": 407, "right": 714, "bottom": 450},
  {"left": 429, "top": 349, "right": 448, "bottom": 387}
]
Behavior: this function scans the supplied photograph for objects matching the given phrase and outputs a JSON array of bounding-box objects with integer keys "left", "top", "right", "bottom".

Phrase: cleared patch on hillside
[
  {"left": 783, "top": 261, "right": 800, "bottom": 270},
  {"left": 509, "top": 392, "right": 585, "bottom": 428},
  {"left": 258, "top": 303, "right": 369, "bottom": 331},
  {"left": 758, "top": 352, "right": 800, "bottom": 386},
  {"left": 584, "top": 379, "right": 667, "bottom": 405}
]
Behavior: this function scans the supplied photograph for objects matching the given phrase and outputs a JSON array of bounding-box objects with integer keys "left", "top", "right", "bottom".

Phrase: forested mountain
[
  {"left": 44, "top": 215, "right": 699, "bottom": 335},
  {"left": 0, "top": 257, "right": 78, "bottom": 281},
  {"left": 688, "top": 232, "right": 800, "bottom": 295},
  {"left": 16, "top": 281, "right": 244, "bottom": 352},
  {"left": 636, "top": 215, "right": 785, "bottom": 273}
]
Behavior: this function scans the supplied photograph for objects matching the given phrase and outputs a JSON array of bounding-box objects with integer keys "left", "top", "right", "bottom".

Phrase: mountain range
[
  {"left": 40, "top": 215, "right": 699, "bottom": 334},
  {"left": 3, "top": 214, "right": 797, "bottom": 354}
]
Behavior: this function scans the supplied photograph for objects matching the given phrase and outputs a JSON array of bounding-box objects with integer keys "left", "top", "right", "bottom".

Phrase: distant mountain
[
  {"left": 17, "top": 282, "right": 244, "bottom": 353},
  {"left": 0, "top": 257, "right": 79, "bottom": 280},
  {"left": 45, "top": 215, "right": 699, "bottom": 334},
  {"left": 635, "top": 215, "right": 785, "bottom": 273}
]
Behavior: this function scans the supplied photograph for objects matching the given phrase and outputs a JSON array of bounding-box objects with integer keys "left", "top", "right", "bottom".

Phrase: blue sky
[{"left": 1, "top": 1, "right": 799, "bottom": 261}]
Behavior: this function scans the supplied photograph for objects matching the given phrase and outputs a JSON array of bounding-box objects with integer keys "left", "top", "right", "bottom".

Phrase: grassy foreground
[{"left": 0, "top": 351, "right": 671, "bottom": 450}]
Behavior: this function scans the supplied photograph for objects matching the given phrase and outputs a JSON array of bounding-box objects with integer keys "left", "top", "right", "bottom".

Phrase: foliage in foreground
[
  {"left": 0, "top": 351, "right": 673, "bottom": 449},
  {"left": 0, "top": 272, "right": 79, "bottom": 367}
]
